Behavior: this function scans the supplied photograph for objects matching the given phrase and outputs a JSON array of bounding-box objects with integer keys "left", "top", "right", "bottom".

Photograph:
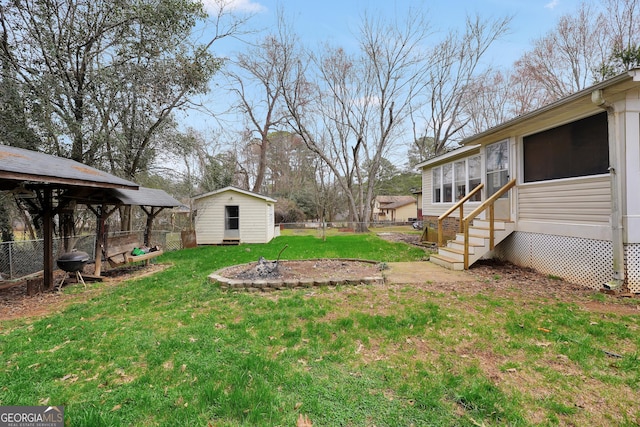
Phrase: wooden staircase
[
  {"left": 430, "top": 218, "right": 515, "bottom": 270},
  {"left": 428, "top": 178, "right": 517, "bottom": 271}
]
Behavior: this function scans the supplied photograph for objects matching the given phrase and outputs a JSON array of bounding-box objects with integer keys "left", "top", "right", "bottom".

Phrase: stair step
[
  {"left": 449, "top": 240, "right": 485, "bottom": 254},
  {"left": 429, "top": 254, "right": 464, "bottom": 271},
  {"left": 472, "top": 219, "right": 510, "bottom": 230},
  {"left": 437, "top": 247, "right": 464, "bottom": 262}
]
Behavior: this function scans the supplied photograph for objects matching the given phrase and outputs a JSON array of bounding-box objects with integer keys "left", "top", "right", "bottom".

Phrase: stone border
[{"left": 209, "top": 258, "right": 385, "bottom": 292}]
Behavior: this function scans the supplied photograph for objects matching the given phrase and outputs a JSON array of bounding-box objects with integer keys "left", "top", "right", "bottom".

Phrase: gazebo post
[
  {"left": 93, "top": 205, "right": 105, "bottom": 277},
  {"left": 87, "top": 203, "right": 119, "bottom": 277},
  {"left": 42, "top": 187, "right": 54, "bottom": 290}
]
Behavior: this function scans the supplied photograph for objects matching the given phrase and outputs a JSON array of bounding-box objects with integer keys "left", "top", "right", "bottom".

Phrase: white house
[
  {"left": 192, "top": 186, "right": 278, "bottom": 245},
  {"left": 417, "top": 68, "right": 640, "bottom": 293}
]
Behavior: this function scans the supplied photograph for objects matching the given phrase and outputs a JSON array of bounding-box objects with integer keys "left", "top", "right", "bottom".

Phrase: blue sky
[
  {"left": 202, "top": 0, "right": 583, "bottom": 68},
  {"left": 182, "top": 0, "right": 583, "bottom": 138}
]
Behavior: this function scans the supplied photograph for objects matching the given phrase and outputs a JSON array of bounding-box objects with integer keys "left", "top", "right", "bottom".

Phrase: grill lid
[{"left": 57, "top": 250, "right": 90, "bottom": 262}]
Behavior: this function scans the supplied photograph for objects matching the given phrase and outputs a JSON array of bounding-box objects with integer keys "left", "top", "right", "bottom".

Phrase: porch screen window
[
  {"left": 432, "top": 155, "right": 482, "bottom": 204},
  {"left": 225, "top": 205, "right": 239, "bottom": 230},
  {"left": 523, "top": 112, "right": 609, "bottom": 182},
  {"left": 468, "top": 156, "right": 481, "bottom": 201},
  {"left": 486, "top": 141, "right": 509, "bottom": 197},
  {"left": 432, "top": 167, "right": 441, "bottom": 203},
  {"left": 442, "top": 164, "right": 453, "bottom": 203},
  {"left": 455, "top": 161, "right": 466, "bottom": 200}
]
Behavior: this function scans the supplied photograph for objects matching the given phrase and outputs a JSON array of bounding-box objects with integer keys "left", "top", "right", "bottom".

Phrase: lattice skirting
[
  {"left": 625, "top": 244, "right": 640, "bottom": 293},
  {"left": 493, "top": 232, "right": 639, "bottom": 292}
]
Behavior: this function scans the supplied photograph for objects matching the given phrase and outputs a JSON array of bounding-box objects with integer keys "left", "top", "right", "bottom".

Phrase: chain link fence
[
  {"left": 279, "top": 221, "right": 421, "bottom": 232},
  {"left": 0, "top": 230, "right": 184, "bottom": 281}
]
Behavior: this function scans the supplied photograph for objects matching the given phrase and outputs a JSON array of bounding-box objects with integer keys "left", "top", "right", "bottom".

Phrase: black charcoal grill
[{"left": 56, "top": 250, "right": 89, "bottom": 289}]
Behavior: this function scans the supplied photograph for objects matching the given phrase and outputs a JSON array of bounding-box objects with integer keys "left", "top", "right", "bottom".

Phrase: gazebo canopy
[
  {"left": 0, "top": 145, "right": 138, "bottom": 191},
  {"left": 0, "top": 145, "right": 159, "bottom": 289},
  {"left": 110, "top": 187, "right": 182, "bottom": 208}
]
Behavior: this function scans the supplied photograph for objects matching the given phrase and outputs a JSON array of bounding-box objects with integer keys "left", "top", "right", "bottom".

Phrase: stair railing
[
  {"left": 462, "top": 178, "right": 516, "bottom": 269},
  {"left": 437, "top": 184, "right": 484, "bottom": 247}
]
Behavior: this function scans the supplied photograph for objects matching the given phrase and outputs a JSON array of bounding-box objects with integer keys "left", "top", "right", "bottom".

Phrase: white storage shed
[{"left": 193, "top": 186, "right": 277, "bottom": 245}]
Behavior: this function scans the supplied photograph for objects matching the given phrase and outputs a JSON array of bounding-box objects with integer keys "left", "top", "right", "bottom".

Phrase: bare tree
[
  {"left": 282, "top": 11, "right": 432, "bottom": 231},
  {"left": 421, "top": 14, "right": 511, "bottom": 155},
  {"left": 225, "top": 30, "right": 291, "bottom": 193},
  {"left": 601, "top": 0, "right": 640, "bottom": 74},
  {"left": 513, "top": 3, "right": 606, "bottom": 100},
  {"left": 460, "top": 68, "right": 551, "bottom": 135},
  {"left": 460, "top": 70, "right": 513, "bottom": 136}
]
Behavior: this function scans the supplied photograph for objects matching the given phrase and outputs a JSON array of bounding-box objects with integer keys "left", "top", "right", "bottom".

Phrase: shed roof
[
  {"left": 0, "top": 145, "right": 138, "bottom": 190},
  {"left": 193, "top": 186, "right": 276, "bottom": 203}
]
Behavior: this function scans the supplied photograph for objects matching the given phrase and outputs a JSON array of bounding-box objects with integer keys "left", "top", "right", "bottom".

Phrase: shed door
[
  {"left": 485, "top": 141, "right": 510, "bottom": 219},
  {"left": 225, "top": 205, "right": 239, "bottom": 238}
]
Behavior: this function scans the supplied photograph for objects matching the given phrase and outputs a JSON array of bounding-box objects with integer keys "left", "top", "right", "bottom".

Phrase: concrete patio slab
[{"left": 383, "top": 261, "right": 475, "bottom": 284}]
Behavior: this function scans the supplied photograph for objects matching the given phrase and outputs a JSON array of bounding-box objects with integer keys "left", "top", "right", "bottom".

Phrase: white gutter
[{"left": 592, "top": 88, "right": 625, "bottom": 289}]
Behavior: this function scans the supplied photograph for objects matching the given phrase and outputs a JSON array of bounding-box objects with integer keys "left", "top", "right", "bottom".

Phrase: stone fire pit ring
[{"left": 209, "top": 258, "right": 385, "bottom": 292}]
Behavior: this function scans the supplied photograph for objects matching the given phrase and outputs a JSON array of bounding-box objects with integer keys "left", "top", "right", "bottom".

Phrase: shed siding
[
  {"left": 238, "top": 196, "right": 269, "bottom": 243},
  {"left": 266, "top": 204, "right": 275, "bottom": 241},
  {"left": 194, "top": 195, "right": 225, "bottom": 244},
  {"left": 194, "top": 190, "right": 274, "bottom": 244}
]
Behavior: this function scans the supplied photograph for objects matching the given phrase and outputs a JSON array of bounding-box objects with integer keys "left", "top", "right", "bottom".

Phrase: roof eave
[
  {"left": 0, "top": 171, "right": 138, "bottom": 190},
  {"left": 459, "top": 69, "right": 637, "bottom": 146}
]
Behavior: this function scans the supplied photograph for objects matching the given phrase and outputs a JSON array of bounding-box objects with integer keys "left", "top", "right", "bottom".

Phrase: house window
[
  {"left": 442, "top": 164, "right": 453, "bottom": 203},
  {"left": 468, "top": 156, "right": 481, "bottom": 201},
  {"left": 486, "top": 141, "right": 509, "bottom": 197},
  {"left": 432, "top": 155, "right": 482, "bottom": 204},
  {"left": 432, "top": 167, "right": 441, "bottom": 203},
  {"left": 455, "top": 161, "right": 466, "bottom": 200},
  {"left": 523, "top": 112, "right": 609, "bottom": 182}
]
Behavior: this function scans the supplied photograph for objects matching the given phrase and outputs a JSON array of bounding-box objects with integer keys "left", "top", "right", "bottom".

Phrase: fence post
[
  {"left": 8, "top": 241, "right": 13, "bottom": 279},
  {"left": 91, "top": 234, "right": 97, "bottom": 260}
]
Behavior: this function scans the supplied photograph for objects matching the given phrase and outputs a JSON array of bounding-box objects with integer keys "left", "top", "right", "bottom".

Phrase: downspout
[{"left": 592, "top": 89, "right": 625, "bottom": 289}]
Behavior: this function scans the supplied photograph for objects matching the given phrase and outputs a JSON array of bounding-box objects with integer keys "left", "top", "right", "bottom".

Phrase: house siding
[
  {"left": 419, "top": 70, "right": 640, "bottom": 292},
  {"left": 516, "top": 175, "right": 612, "bottom": 240},
  {"left": 394, "top": 203, "right": 418, "bottom": 222}
]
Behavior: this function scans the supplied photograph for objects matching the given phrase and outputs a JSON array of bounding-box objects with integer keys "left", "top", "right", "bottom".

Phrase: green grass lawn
[{"left": 1, "top": 234, "right": 639, "bottom": 426}]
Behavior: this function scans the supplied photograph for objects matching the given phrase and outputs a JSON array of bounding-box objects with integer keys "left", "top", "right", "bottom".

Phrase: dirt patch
[
  {"left": 469, "top": 259, "right": 640, "bottom": 316},
  {"left": 0, "top": 263, "right": 168, "bottom": 322},
  {"left": 217, "top": 259, "right": 382, "bottom": 281},
  {"left": 376, "top": 232, "right": 436, "bottom": 249}
]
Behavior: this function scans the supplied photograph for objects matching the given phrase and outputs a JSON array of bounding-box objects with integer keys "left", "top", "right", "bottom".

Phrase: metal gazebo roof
[
  {"left": 0, "top": 145, "right": 138, "bottom": 190},
  {"left": 110, "top": 187, "right": 182, "bottom": 208},
  {"left": 0, "top": 145, "right": 143, "bottom": 290}
]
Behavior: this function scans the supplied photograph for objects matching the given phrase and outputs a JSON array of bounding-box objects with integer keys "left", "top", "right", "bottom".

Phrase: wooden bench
[{"left": 105, "top": 234, "right": 163, "bottom": 268}]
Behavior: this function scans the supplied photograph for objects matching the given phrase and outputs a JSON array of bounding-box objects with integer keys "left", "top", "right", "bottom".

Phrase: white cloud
[
  {"left": 201, "top": 0, "right": 267, "bottom": 14},
  {"left": 544, "top": 0, "right": 560, "bottom": 9}
]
